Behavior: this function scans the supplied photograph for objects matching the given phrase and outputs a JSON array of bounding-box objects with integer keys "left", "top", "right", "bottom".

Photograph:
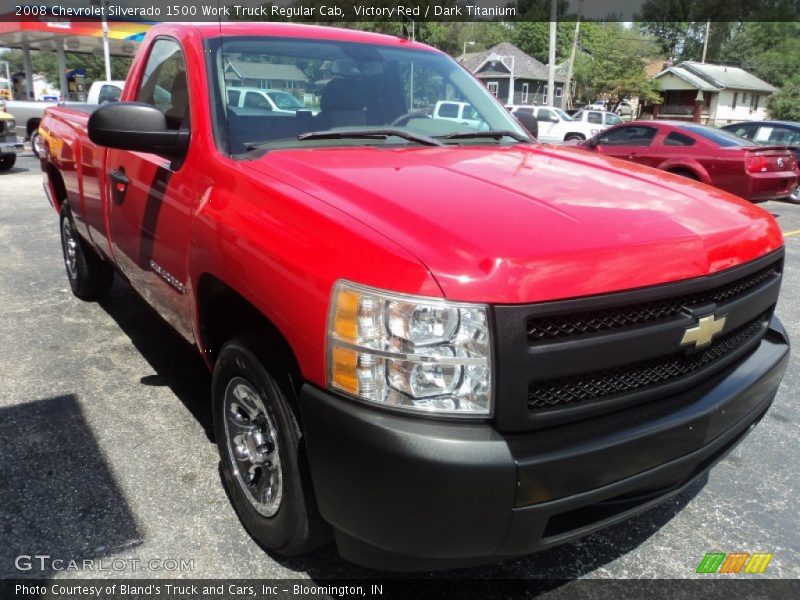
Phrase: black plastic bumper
[{"left": 299, "top": 317, "right": 789, "bottom": 571}]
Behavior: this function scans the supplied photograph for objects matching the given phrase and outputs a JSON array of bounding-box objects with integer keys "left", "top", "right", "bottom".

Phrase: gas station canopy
[{"left": 0, "top": 21, "right": 150, "bottom": 56}]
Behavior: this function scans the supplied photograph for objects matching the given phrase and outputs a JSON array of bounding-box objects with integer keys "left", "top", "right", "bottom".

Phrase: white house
[{"left": 652, "top": 61, "right": 776, "bottom": 125}]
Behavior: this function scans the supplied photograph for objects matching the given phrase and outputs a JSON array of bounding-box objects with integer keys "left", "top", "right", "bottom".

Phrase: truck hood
[{"left": 245, "top": 144, "right": 783, "bottom": 303}]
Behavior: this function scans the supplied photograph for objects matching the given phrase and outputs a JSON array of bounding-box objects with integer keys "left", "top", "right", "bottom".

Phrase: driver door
[
  {"left": 535, "top": 107, "right": 561, "bottom": 143},
  {"left": 106, "top": 38, "right": 200, "bottom": 342}
]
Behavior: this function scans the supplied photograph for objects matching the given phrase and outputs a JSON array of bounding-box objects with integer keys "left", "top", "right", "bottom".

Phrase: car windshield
[
  {"left": 554, "top": 108, "right": 573, "bottom": 121},
  {"left": 680, "top": 124, "right": 758, "bottom": 147},
  {"left": 207, "top": 36, "right": 530, "bottom": 153}
]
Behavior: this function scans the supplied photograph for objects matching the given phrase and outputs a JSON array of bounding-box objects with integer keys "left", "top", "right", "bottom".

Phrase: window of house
[
  {"left": 555, "top": 86, "right": 562, "bottom": 97},
  {"left": 663, "top": 131, "right": 697, "bottom": 146},
  {"left": 487, "top": 81, "right": 499, "bottom": 97},
  {"left": 522, "top": 83, "right": 529, "bottom": 104},
  {"left": 732, "top": 92, "right": 737, "bottom": 109}
]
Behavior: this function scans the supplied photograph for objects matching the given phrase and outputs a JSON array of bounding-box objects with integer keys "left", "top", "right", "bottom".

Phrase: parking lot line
[{"left": 783, "top": 228, "right": 800, "bottom": 238}]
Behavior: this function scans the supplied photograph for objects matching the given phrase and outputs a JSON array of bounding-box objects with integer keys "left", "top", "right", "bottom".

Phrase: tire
[
  {"left": 30, "top": 130, "right": 43, "bottom": 159},
  {"left": 565, "top": 133, "right": 585, "bottom": 142},
  {"left": 60, "top": 205, "right": 114, "bottom": 300},
  {"left": 669, "top": 169, "right": 699, "bottom": 181},
  {"left": 212, "top": 336, "right": 328, "bottom": 556},
  {"left": 0, "top": 154, "right": 15, "bottom": 170}
]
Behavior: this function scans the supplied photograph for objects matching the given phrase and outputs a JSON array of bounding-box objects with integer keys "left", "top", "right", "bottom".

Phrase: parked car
[
  {"left": 722, "top": 121, "right": 800, "bottom": 201},
  {"left": 432, "top": 100, "right": 487, "bottom": 130},
  {"left": 505, "top": 104, "right": 539, "bottom": 138},
  {"left": 575, "top": 120, "right": 797, "bottom": 202},
  {"left": 570, "top": 108, "right": 623, "bottom": 132},
  {"left": 87, "top": 80, "right": 125, "bottom": 105},
  {"left": 226, "top": 86, "right": 312, "bottom": 114},
  {"left": 41, "top": 22, "right": 788, "bottom": 571},
  {"left": 614, "top": 100, "right": 635, "bottom": 117},
  {"left": 535, "top": 106, "right": 613, "bottom": 143},
  {"left": 0, "top": 101, "right": 23, "bottom": 170}
]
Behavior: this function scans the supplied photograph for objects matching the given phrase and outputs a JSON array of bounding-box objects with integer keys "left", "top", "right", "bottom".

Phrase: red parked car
[{"left": 575, "top": 120, "right": 798, "bottom": 202}]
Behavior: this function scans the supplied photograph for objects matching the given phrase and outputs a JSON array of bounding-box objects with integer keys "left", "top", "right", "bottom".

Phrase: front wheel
[
  {"left": 60, "top": 205, "right": 114, "bottom": 300},
  {"left": 212, "top": 337, "right": 328, "bottom": 556},
  {"left": 0, "top": 153, "right": 15, "bottom": 171}
]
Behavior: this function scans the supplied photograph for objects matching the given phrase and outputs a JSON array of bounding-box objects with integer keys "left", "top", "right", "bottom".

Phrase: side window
[
  {"left": 227, "top": 89, "right": 241, "bottom": 106},
  {"left": 463, "top": 105, "right": 480, "bottom": 121},
  {"left": 437, "top": 103, "right": 459, "bottom": 118},
  {"left": 536, "top": 108, "right": 555, "bottom": 121},
  {"left": 602, "top": 126, "right": 658, "bottom": 147},
  {"left": 663, "top": 131, "right": 697, "bottom": 147},
  {"left": 98, "top": 85, "right": 121, "bottom": 104},
  {"left": 604, "top": 113, "right": 622, "bottom": 125},
  {"left": 244, "top": 91, "right": 271, "bottom": 110},
  {"left": 136, "top": 39, "right": 189, "bottom": 129},
  {"left": 587, "top": 111, "right": 602, "bottom": 124}
]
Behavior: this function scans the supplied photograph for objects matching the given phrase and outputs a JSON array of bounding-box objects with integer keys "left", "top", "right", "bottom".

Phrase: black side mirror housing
[
  {"left": 586, "top": 136, "right": 600, "bottom": 148},
  {"left": 88, "top": 102, "right": 189, "bottom": 159}
]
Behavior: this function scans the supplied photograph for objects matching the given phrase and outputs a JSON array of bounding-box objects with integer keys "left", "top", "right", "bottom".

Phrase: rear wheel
[
  {"left": 565, "top": 133, "right": 585, "bottom": 142},
  {"left": 212, "top": 336, "right": 328, "bottom": 556},
  {"left": 30, "top": 130, "right": 43, "bottom": 159},
  {"left": 60, "top": 205, "right": 114, "bottom": 300},
  {"left": 0, "top": 154, "right": 15, "bottom": 170}
]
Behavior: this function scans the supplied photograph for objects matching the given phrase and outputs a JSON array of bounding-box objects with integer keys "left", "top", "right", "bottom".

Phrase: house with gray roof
[
  {"left": 652, "top": 61, "right": 777, "bottom": 125},
  {"left": 458, "top": 42, "right": 566, "bottom": 108},
  {"left": 224, "top": 60, "right": 308, "bottom": 92}
]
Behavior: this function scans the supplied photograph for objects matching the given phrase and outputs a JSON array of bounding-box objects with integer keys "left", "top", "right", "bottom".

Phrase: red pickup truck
[{"left": 40, "top": 23, "right": 789, "bottom": 570}]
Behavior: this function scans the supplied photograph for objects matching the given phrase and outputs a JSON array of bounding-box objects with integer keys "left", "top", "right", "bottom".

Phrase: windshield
[
  {"left": 207, "top": 36, "right": 529, "bottom": 153},
  {"left": 554, "top": 108, "right": 572, "bottom": 121},
  {"left": 266, "top": 90, "right": 304, "bottom": 110}
]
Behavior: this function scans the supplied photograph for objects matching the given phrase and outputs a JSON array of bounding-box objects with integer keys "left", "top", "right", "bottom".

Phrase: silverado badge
[{"left": 681, "top": 314, "right": 727, "bottom": 349}]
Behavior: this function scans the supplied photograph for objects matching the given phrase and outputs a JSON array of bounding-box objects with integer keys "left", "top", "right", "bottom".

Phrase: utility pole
[
  {"left": 563, "top": 19, "right": 580, "bottom": 110},
  {"left": 701, "top": 20, "right": 711, "bottom": 63},
  {"left": 547, "top": 0, "right": 557, "bottom": 107}
]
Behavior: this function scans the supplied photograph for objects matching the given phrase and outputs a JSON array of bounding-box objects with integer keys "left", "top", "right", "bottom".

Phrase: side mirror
[
  {"left": 550, "top": 115, "right": 559, "bottom": 123},
  {"left": 586, "top": 137, "right": 600, "bottom": 148},
  {"left": 88, "top": 102, "right": 189, "bottom": 159}
]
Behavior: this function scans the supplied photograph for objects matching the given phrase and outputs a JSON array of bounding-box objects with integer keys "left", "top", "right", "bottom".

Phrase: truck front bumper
[
  {"left": 0, "top": 138, "right": 23, "bottom": 155},
  {"left": 300, "top": 316, "right": 789, "bottom": 571}
]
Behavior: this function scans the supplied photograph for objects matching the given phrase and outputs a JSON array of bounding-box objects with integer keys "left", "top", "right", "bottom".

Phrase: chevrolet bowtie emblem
[{"left": 681, "top": 314, "right": 727, "bottom": 349}]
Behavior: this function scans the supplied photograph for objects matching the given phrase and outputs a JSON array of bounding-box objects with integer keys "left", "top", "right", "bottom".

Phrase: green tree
[
  {"left": 768, "top": 76, "right": 800, "bottom": 121},
  {"left": 719, "top": 22, "right": 800, "bottom": 87},
  {"left": 511, "top": 21, "right": 573, "bottom": 64},
  {"left": 3, "top": 49, "right": 132, "bottom": 92},
  {"left": 573, "top": 23, "right": 662, "bottom": 104}
]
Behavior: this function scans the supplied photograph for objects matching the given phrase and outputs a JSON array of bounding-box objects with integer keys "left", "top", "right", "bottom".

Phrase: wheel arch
[{"left": 196, "top": 273, "right": 304, "bottom": 401}]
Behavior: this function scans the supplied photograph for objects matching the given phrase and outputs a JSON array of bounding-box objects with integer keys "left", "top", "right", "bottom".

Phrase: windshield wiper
[
  {"left": 438, "top": 130, "right": 531, "bottom": 143},
  {"left": 297, "top": 128, "right": 444, "bottom": 147}
]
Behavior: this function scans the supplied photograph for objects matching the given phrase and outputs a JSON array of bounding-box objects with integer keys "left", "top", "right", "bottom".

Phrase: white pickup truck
[
  {"left": 535, "top": 106, "right": 622, "bottom": 143},
  {"left": 5, "top": 80, "right": 124, "bottom": 157}
]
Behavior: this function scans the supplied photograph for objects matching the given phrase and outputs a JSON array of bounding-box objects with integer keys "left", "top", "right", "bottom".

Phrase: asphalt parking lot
[{"left": 1, "top": 150, "right": 798, "bottom": 585}]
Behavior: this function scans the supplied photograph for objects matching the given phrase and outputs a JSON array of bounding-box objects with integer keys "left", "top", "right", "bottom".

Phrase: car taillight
[{"left": 746, "top": 154, "right": 769, "bottom": 173}]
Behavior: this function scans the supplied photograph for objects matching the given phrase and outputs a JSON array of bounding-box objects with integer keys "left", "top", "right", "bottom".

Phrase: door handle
[{"left": 110, "top": 167, "right": 129, "bottom": 204}]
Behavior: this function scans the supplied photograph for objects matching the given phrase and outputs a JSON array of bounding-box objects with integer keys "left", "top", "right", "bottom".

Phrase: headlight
[{"left": 327, "top": 280, "right": 492, "bottom": 417}]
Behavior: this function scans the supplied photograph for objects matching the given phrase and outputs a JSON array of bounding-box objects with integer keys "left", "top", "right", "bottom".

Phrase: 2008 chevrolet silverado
[{"left": 40, "top": 23, "right": 789, "bottom": 570}]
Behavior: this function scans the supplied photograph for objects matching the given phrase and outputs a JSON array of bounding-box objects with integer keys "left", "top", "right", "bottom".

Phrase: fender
[{"left": 657, "top": 158, "right": 712, "bottom": 184}]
